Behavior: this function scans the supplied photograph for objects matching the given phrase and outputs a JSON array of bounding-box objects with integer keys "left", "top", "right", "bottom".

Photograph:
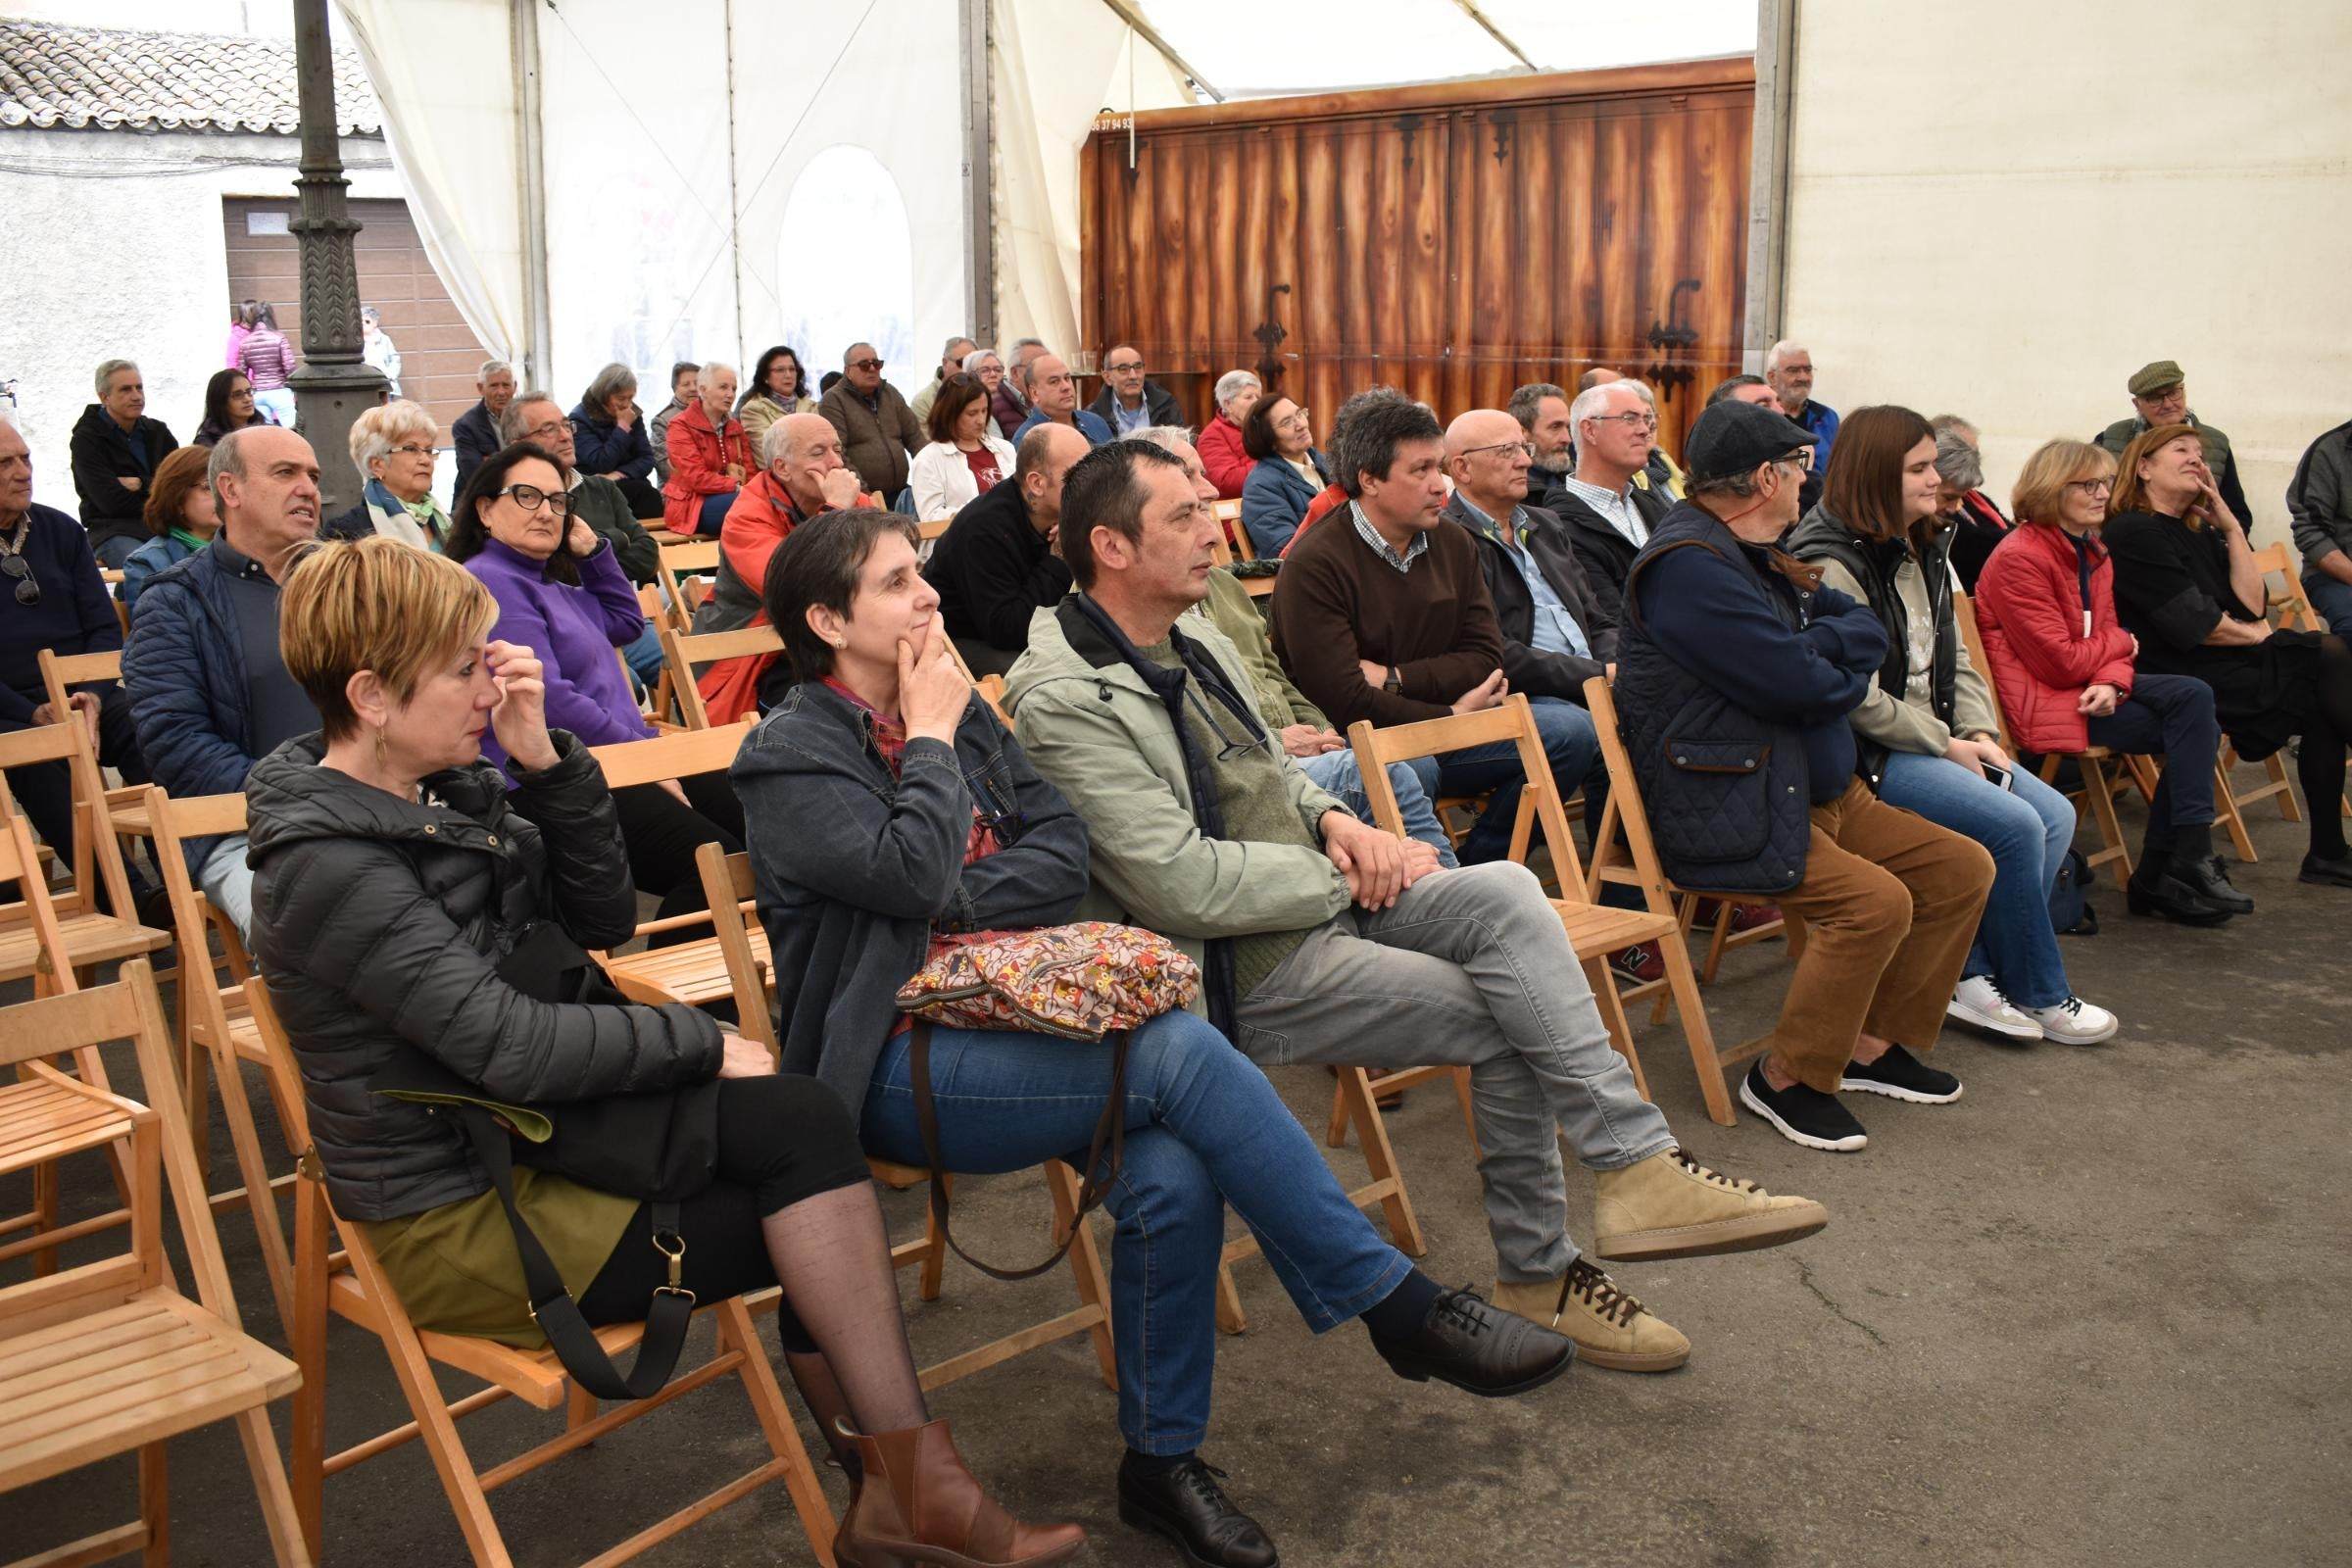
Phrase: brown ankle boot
[{"left": 833, "top": 1417, "right": 1085, "bottom": 1568}]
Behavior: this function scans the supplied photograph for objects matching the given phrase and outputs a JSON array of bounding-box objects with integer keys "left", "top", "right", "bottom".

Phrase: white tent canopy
[{"left": 327, "top": 0, "right": 1754, "bottom": 406}]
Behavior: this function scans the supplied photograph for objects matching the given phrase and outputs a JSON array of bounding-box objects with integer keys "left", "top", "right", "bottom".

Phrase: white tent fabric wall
[
  {"left": 332, "top": 0, "right": 525, "bottom": 368},
  {"left": 1780, "top": 0, "right": 2352, "bottom": 542},
  {"left": 993, "top": 0, "right": 1192, "bottom": 364}
]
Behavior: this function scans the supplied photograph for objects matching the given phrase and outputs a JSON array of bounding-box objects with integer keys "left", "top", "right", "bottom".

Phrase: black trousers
[
  {"left": 610, "top": 473, "right": 664, "bottom": 522},
  {"left": 574, "top": 1074, "right": 870, "bottom": 1352},
  {"left": 611, "top": 772, "right": 745, "bottom": 940}
]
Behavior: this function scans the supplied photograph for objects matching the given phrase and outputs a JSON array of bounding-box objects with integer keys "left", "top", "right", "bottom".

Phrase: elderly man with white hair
[
  {"left": 1539, "top": 379, "right": 1673, "bottom": 620},
  {"left": 452, "top": 358, "right": 515, "bottom": 497},
  {"left": 327, "top": 399, "right": 449, "bottom": 549},
  {"left": 1765, "top": 339, "right": 1837, "bottom": 508},
  {"left": 1198, "top": 368, "right": 1262, "bottom": 498},
  {"left": 908, "top": 333, "right": 979, "bottom": 426}
]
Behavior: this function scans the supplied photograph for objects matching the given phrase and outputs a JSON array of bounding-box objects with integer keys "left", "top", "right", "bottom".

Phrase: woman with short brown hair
[
  {"left": 1790, "top": 406, "right": 2118, "bottom": 1047},
  {"left": 119, "top": 445, "right": 219, "bottom": 608},
  {"left": 2105, "top": 422, "right": 2352, "bottom": 887}
]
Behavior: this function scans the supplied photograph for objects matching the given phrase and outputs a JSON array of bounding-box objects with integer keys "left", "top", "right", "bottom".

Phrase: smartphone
[{"left": 1980, "top": 761, "right": 2014, "bottom": 792}]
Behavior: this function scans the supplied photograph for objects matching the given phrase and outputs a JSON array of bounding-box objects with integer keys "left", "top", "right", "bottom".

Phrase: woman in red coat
[
  {"left": 1975, "top": 438, "right": 2243, "bottom": 924},
  {"left": 662, "top": 362, "right": 752, "bottom": 535},
  {"left": 1197, "top": 369, "right": 1260, "bottom": 499}
]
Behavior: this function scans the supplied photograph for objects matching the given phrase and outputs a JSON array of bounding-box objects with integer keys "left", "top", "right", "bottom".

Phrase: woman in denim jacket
[{"left": 735, "top": 510, "right": 1572, "bottom": 1568}]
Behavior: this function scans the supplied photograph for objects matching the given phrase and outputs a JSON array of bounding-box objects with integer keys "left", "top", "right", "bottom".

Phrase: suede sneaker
[
  {"left": 1739, "top": 1059, "right": 1868, "bottom": 1152},
  {"left": 1609, "top": 941, "right": 1665, "bottom": 987},
  {"left": 1591, "top": 1147, "right": 1829, "bottom": 1261},
  {"left": 1492, "top": 1259, "right": 1689, "bottom": 1373},
  {"left": 1839, "top": 1044, "right": 1962, "bottom": 1103}
]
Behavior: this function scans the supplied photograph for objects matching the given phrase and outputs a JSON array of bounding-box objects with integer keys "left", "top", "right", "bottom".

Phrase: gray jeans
[{"left": 1235, "top": 861, "right": 1674, "bottom": 1282}]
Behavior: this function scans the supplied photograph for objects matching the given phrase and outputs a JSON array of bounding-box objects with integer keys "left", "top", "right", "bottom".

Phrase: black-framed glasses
[
  {"left": 1105, "top": 361, "right": 1145, "bottom": 374},
  {"left": 495, "top": 483, "right": 575, "bottom": 516},
  {"left": 2065, "top": 478, "right": 2115, "bottom": 497},
  {"left": 2, "top": 553, "right": 38, "bottom": 607}
]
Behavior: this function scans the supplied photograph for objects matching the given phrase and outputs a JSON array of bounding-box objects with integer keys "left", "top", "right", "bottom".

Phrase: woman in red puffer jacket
[{"left": 1975, "top": 438, "right": 2242, "bottom": 922}]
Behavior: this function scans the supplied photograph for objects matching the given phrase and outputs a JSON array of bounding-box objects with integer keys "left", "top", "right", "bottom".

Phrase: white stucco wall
[
  {"left": 1780, "top": 0, "right": 2352, "bottom": 543},
  {"left": 0, "top": 125, "right": 398, "bottom": 506}
]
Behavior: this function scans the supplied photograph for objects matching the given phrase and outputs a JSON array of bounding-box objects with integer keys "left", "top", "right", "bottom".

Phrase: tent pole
[
  {"left": 723, "top": 0, "right": 747, "bottom": 367},
  {"left": 1091, "top": 0, "right": 1223, "bottom": 103},
  {"left": 1743, "top": 0, "right": 1796, "bottom": 372},
  {"left": 512, "top": 0, "right": 554, "bottom": 384},
  {"left": 1446, "top": 0, "right": 1537, "bottom": 72},
  {"left": 961, "top": 0, "right": 996, "bottom": 346}
]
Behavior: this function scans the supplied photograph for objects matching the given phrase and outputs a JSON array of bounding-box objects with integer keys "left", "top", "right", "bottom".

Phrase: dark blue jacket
[
  {"left": 451, "top": 400, "right": 503, "bottom": 500},
  {"left": 1614, "top": 502, "right": 1886, "bottom": 893},
  {"left": 0, "top": 503, "right": 120, "bottom": 726},
  {"left": 1241, "top": 449, "right": 1332, "bottom": 558},
  {"left": 568, "top": 402, "right": 655, "bottom": 481},
  {"left": 732, "top": 679, "right": 1091, "bottom": 1122},
  {"left": 122, "top": 518, "right": 368, "bottom": 867}
]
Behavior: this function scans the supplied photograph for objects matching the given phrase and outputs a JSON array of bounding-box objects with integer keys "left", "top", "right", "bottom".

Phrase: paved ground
[{"left": 6, "top": 794, "right": 2348, "bottom": 1567}]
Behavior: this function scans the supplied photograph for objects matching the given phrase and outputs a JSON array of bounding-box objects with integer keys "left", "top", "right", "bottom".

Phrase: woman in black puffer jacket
[{"left": 245, "top": 536, "right": 1079, "bottom": 1568}]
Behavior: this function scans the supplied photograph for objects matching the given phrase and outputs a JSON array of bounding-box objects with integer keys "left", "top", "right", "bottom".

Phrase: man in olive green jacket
[{"left": 1004, "top": 438, "right": 1830, "bottom": 1375}]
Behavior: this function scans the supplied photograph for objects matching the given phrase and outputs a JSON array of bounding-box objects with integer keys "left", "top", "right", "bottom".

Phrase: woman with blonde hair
[
  {"left": 2106, "top": 423, "right": 2352, "bottom": 888},
  {"left": 1975, "top": 439, "right": 2240, "bottom": 922},
  {"left": 244, "top": 536, "right": 1082, "bottom": 1567},
  {"left": 328, "top": 400, "right": 449, "bottom": 549}
]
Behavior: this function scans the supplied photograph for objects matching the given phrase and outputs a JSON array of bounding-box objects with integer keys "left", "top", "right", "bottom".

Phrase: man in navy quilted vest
[{"left": 1612, "top": 398, "right": 1994, "bottom": 1155}]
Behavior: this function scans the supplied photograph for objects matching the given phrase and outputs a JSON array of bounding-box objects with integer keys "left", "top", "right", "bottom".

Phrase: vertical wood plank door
[{"left": 1080, "top": 60, "right": 1754, "bottom": 463}]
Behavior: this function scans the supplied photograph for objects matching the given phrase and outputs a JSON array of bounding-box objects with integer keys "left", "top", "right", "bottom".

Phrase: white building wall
[
  {"left": 1780, "top": 0, "right": 2352, "bottom": 543},
  {"left": 0, "top": 125, "right": 399, "bottom": 504}
]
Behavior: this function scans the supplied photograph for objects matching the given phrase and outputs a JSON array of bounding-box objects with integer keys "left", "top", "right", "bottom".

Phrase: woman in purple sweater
[{"left": 448, "top": 442, "right": 742, "bottom": 935}]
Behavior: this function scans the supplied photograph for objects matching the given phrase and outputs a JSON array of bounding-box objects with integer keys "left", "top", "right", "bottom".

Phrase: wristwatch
[{"left": 1382, "top": 665, "right": 1402, "bottom": 695}]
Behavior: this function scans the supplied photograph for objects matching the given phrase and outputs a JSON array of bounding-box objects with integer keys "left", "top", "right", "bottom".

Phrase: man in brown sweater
[{"left": 1268, "top": 387, "right": 1605, "bottom": 864}]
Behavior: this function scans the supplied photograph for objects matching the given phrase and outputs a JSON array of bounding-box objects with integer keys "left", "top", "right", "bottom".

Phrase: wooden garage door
[{"left": 223, "top": 197, "right": 495, "bottom": 441}]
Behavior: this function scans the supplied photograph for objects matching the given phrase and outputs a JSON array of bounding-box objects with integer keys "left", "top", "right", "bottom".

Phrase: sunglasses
[
  {"left": 849, "top": 359, "right": 884, "bottom": 372},
  {"left": 2, "top": 553, "right": 37, "bottom": 607}
]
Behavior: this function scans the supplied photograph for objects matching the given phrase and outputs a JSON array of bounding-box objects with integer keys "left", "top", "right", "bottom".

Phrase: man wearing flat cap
[
  {"left": 2095, "top": 361, "right": 2251, "bottom": 525},
  {"left": 1610, "top": 399, "right": 1994, "bottom": 1156}
]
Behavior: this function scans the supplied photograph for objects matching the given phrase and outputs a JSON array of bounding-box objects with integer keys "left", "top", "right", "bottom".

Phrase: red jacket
[
  {"left": 662, "top": 402, "right": 752, "bottom": 534},
  {"left": 1199, "top": 413, "right": 1250, "bottom": 500},
  {"left": 1974, "top": 523, "right": 2138, "bottom": 754}
]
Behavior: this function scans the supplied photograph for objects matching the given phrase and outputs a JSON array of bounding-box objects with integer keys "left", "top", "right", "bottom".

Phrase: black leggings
[
  {"left": 611, "top": 772, "right": 745, "bottom": 941},
  {"left": 575, "top": 1074, "right": 870, "bottom": 1352},
  {"left": 2280, "top": 636, "right": 2352, "bottom": 859}
]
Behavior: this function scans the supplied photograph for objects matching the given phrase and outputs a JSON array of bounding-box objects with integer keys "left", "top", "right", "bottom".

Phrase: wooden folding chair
[
  {"left": 656, "top": 621, "right": 783, "bottom": 730},
  {"left": 241, "top": 979, "right": 836, "bottom": 1568},
  {"left": 1211, "top": 499, "right": 1253, "bottom": 562},
  {"left": 1950, "top": 592, "right": 2134, "bottom": 879},
  {"left": 652, "top": 537, "right": 722, "bottom": 629},
  {"left": 145, "top": 787, "right": 304, "bottom": 1329},
  {"left": 694, "top": 844, "right": 1117, "bottom": 1394},
  {"left": 587, "top": 723, "right": 760, "bottom": 1009},
  {"left": 0, "top": 718, "right": 171, "bottom": 984},
  {"left": 0, "top": 962, "right": 310, "bottom": 1568},
  {"left": 35, "top": 647, "right": 156, "bottom": 839},
  {"left": 0, "top": 804, "right": 138, "bottom": 1278}
]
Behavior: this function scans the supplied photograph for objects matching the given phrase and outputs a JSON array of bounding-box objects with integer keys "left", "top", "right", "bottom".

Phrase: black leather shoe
[
  {"left": 1118, "top": 1455, "right": 1278, "bottom": 1568},
  {"left": 1368, "top": 1283, "right": 1575, "bottom": 1396},
  {"left": 2127, "top": 869, "right": 2234, "bottom": 925},
  {"left": 2175, "top": 855, "right": 2254, "bottom": 914},
  {"left": 2300, "top": 852, "right": 2352, "bottom": 889}
]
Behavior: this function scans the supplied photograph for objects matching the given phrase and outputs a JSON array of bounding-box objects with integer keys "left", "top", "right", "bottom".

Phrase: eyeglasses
[
  {"left": 848, "top": 359, "right": 884, "bottom": 372},
  {"left": 1184, "top": 683, "right": 1266, "bottom": 762},
  {"left": 2065, "top": 478, "right": 2115, "bottom": 496},
  {"left": 1586, "top": 412, "right": 1658, "bottom": 431},
  {"left": 388, "top": 443, "right": 435, "bottom": 459},
  {"left": 1274, "top": 408, "right": 1312, "bottom": 430},
  {"left": 494, "top": 483, "right": 575, "bottom": 516},
  {"left": 1458, "top": 440, "right": 1534, "bottom": 462},
  {"left": 520, "top": 419, "right": 567, "bottom": 442},
  {"left": 2, "top": 554, "right": 38, "bottom": 607},
  {"left": 1105, "top": 361, "right": 1145, "bottom": 373}
]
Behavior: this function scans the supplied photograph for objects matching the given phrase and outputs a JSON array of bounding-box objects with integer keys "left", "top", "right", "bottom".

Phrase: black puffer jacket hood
[{"left": 245, "top": 730, "right": 721, "bottom": 1222}]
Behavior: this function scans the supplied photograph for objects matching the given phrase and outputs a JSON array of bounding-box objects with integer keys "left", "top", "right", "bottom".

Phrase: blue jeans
[
  {"left": 860, "top": 1011, "right": 1410, "bottom": 1453},
  {"left": 92, "top": 533, "right": 139, "bottom": 569},
  {"left": 2304, "top": 567, "right": 2352, "bottom": 638},
  {"left": 1436, "top": 695, "right": 1603, "bottom": 864},
  {"left": 1298, "top": 750, "right": 1459, "bottom": 868},
  {"left": 619, "top": 620, "right": 665, "bottom": 687},
  {"left": 1877, "top": 749, "right": 2075, "bottom": 1008},
  {"left": 692, "top": 490, "right": 732, "bottom": 536}
]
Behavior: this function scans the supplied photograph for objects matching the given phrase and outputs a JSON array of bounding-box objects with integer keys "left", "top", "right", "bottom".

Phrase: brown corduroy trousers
[{"left": 1763, "top": 778, "right": 1996, "bottom": 1093}]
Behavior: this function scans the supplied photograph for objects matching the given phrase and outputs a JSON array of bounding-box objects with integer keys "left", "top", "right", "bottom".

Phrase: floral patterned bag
[{"left": 895, "top": 923, "right": 1200, "bottom": 1280}]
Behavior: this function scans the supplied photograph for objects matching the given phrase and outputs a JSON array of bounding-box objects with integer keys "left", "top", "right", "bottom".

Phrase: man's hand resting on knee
[{"left": 1321, "top": 809, "right": 1441, "bottom": 910}]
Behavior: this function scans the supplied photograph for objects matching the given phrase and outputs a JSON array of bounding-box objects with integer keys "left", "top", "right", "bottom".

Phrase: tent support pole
[
  {"left": 1446, "top": 0, "right": 1537, "bottom": 72},
  {"left": 1744, "top": 0, "right": 1796, "bottom": 371},
  {"left": 512, "top": 0, "right": 554, "bottom": 384},
  {"left": 1090, "top": 0, "right": 1223, "bottom": 102},
  {"left": 961, "top": 0, "right": 997, "bottom": 346},
  {"left": 723, "top": 0, "right": 747, "bottom": 366}
]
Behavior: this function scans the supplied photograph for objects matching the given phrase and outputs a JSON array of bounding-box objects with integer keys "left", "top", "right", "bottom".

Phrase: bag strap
[
  {"left": 908, "top": 1018, "right": 1129, "bottom": 1282},
  {"left": 460, "top": 1104, "right": 695, "bottom": 1402}
]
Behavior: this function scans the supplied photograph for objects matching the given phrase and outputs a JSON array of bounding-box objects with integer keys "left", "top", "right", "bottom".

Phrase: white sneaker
[
  {"left": 2024, "top": 996, "right": 2119, "bottom": 1046},
  {"left": 1946, "top": 976, "right": 2043, "bottom": 1041}
]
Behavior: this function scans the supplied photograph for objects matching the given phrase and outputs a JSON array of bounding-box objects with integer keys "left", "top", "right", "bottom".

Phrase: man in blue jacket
[
  {"left": 123, "top": 425, "right": 367, "bottom": 937},
  {"left": 1614, "top": 399, "right": 1992, "bottom": 1154}
]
